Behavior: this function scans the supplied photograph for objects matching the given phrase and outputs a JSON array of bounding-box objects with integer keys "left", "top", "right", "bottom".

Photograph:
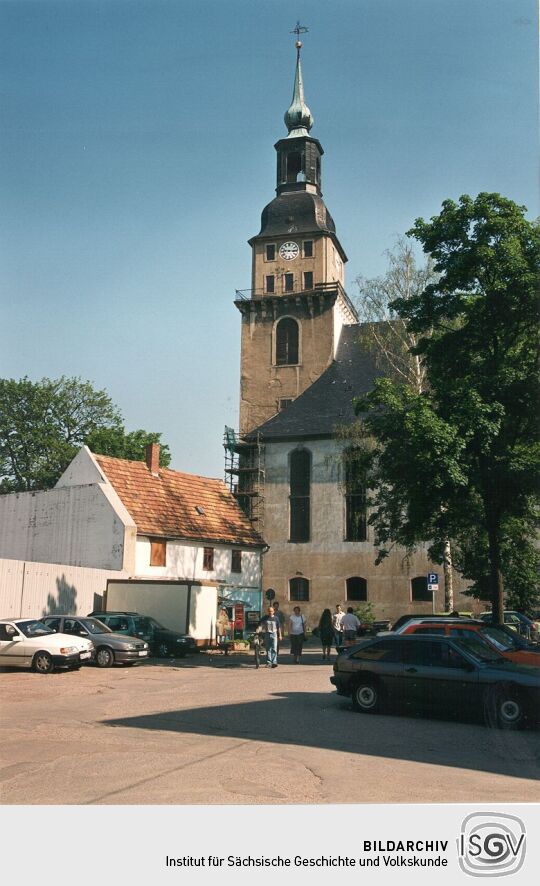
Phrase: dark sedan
[
  {"left": 330, "top": 633, "right": 540, "bottom": 729},
  {"left": 88, "top": 611, "right": 196, "bottom": 658}
]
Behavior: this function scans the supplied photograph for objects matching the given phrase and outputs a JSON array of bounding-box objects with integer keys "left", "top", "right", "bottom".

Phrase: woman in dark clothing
[{"left": 319, "top": 608, "right": 334, "bottom": 660}]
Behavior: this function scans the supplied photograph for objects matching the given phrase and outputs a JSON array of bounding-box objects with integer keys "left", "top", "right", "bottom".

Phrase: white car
[{"left": 0, "top": 618, "right": 93, "bottom": 673}]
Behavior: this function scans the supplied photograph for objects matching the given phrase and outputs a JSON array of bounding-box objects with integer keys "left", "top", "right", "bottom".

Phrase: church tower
[{"left": 236, "top": 38, "right": 357, "bottom": 436}]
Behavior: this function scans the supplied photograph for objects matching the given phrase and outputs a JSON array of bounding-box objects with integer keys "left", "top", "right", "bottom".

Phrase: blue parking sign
[{"left": 428, "top": 573, "right": 438, "bottom": 584}]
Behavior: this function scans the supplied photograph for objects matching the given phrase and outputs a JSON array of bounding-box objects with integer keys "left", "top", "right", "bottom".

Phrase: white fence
[{"left": 0, "top": 558, "right": 127, "bottom": 620}]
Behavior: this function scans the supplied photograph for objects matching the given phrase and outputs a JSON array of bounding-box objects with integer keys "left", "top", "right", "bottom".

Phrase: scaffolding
[{"left": 223, "top": 427, "right": 265, "bottom": 534}]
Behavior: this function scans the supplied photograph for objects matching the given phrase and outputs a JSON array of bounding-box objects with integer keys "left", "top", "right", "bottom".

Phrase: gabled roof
[
  {"left": 94, "top": 455, "right": 264, "bottom": 548},
  {"left": 247, "top": 324, "right": 382, "bottom": 440}
]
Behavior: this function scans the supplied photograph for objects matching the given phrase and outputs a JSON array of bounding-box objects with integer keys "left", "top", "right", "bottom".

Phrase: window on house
[
  {"left": 289, "top": 448, "right": 311, "bottom": 542},
  {"left": 265, "top": 275, "right": 275, "bottom": 294},
  {"left": 411, "top": 576, "right": 432, "bottom": 602},
  {"left": 303, "top": 240, "right": 313, "bottom": 257},
  {"left": 231, "top": 550, "right": 242, "bottom": 573},
  {"left": 344, "top": 450, "right": 367, "bottom": 541},
  {"left": 284, "top": 273, "right": 294, "bottom": 293},
  {"left": 278, "top": 398, "right": 293, "bottom": 411},
  {"left": 275, "top": 317, "right": 299, "bottom": 365},
  {"left": 203, "top": 547, "right": 214, "bottom": 571},
  {"left": 150, "top": 539, "right": 166, "bottom": 567},
  {"left": 346, "top": 576, "right": 367, "bottom": 601},
  {"left": 289, "top": 577, "right": 310, "bottom": 601},
  {"left": 265, "top": 244, "right": 276, "bottom": 261},
  {"left": 303, "top": 271, "right": 313, "bottom": 290}
]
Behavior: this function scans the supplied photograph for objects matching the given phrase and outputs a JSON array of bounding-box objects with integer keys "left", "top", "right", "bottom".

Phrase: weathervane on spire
[{"left": 290, "top": 20, "right": 308, "bottom": 54}]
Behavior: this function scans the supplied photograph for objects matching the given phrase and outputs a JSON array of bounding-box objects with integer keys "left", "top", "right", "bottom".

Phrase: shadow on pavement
[{"left": 103, "top": 690, "right": 540, "bottom": 782}]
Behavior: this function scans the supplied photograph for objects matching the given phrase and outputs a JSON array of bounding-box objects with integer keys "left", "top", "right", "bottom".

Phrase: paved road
[{"left": 1, "top": 648, "right": 539, "bottom": 804}]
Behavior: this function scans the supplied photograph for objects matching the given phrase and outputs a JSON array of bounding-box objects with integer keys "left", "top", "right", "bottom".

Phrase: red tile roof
[{"left": 94, "top": 454, "right": 264, "bottom": 548}]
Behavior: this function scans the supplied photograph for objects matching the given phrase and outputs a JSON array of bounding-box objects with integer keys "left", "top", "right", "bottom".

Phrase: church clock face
[{"left": 279, "top": 241, "right": 299, "bottom": 261}]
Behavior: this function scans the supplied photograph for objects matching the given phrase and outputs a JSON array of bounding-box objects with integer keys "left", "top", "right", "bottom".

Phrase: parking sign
[{"left": 428, "top": 573, "right": 438, "bottom": 584}]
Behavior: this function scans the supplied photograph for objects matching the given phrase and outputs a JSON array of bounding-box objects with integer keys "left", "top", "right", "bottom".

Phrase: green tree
[
  {"left": 0, "top": 376, "right": 171, "bottom": 492},
  {"left": 86, "top": 427, "right": 171, "bottom": 467},
  {"left": 357, "top": 194, "right": 540, "bottom": 621}
]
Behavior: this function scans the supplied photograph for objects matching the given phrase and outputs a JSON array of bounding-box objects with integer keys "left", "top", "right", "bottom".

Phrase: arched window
[
  {"left": 411, "top": 576, "right": 431, "bottom": 602},
  {"left": 276, "top": 317, "right": 299, "bottom": 365},
  {"left": 344, "top": 449, "right": 367, "bottom": 541},
  {"left": 346, "top": 576, "right": 367, "bottom": 601},
  {"left": 289, "top": 448, "right": 311, "bottom": 542},
  {"left": 289, "top": 577, "right": 310, "bottom": 601}
]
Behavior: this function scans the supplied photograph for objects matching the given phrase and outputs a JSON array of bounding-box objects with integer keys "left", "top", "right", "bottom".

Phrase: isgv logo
[{"left": 458, "top": 813, "right": 526, "bottom": 877}]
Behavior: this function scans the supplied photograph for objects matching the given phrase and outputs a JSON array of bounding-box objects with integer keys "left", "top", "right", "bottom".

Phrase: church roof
[
  {"left": 252, "top": 190, "right": 337, "bottom": 239},
  {"left": 247, "top": 324, "right": 382, "bottom": 440},
  {"left": 94, "top": 454, "right": 264, "bottom": 547}
]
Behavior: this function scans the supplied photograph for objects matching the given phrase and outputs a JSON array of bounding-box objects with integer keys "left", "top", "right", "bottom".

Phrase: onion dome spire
[{"left": 284, "top": 38, "right": 314, "bottom": 138}]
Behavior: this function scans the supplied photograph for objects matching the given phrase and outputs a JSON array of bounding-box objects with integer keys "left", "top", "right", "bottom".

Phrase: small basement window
[
  {"left": 231, "top": 550, "right": 242, "bottom": 573},
  {"left": 203, "top": 547, "right": 214, "bottom": 571},
  {"left": 150, "top": 539, "right": 167, "bottom": 567}
]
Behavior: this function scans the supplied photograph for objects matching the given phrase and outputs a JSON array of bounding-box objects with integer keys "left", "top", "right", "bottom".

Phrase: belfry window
[
  {"left": 289, "top": 448, "right": 311, "bottom": 543},
  {"left": 286, "top": 151, "right": 303, "bottom": 183},
  {"left": 344, "top": 449, "right": 367, "bottom": 541},
  {"left": 275, "top": 317, "right": 299, "bottom": 365}
]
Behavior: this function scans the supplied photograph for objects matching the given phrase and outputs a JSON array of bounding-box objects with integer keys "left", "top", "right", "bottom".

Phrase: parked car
[
  {"left": 399, "top": 618, "right": 540, "bottom": 667},
  {"left": 87, "top": 611, "right": 196, "bottom": 658},
  {"left": 479, "top": 611, "right": 539, "bottom": 643},
  {"left": 0, "top": 618, "right": 93, "bottom": 673},
  {"left": 330, "top": 633, "right": 540, "bottom": 728},
  {"left": 390, "top": 613, "right": 473, "bottom": 632},
  {"left": 42, "top": 615, "right": 149, "bottom": 667}
]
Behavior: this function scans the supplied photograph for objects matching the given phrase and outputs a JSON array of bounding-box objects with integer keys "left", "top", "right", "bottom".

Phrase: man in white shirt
[
  {"left": 332, "top": 604, "right": 344, "bottom": 651},
  {"left": 341, "top": 607, "right": 360, "bottom": 646}
]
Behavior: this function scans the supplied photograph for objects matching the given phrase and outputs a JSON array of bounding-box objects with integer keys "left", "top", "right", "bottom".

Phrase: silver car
[{"left": 42, "top": 615, "right": 149, "bottom": 667}]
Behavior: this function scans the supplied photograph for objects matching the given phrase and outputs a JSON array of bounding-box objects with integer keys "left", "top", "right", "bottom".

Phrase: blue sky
[{"left": 1, "top": 0, "right": 537, "bottom": 478}]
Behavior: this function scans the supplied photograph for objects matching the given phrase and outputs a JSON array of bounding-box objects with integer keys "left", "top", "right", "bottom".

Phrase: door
[
  {"left": 402, "top": 639, "right": 479, "bottom": 714},
  {"left": 0, "top": 623, "right": 25, "bottom": 667}
]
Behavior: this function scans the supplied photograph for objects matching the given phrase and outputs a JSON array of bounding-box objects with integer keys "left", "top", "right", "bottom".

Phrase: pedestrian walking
[
  {"left": 273, "top": 601, "right": 285, "bottom": 652},
  {"left": 259, "top": 605, "right": 282, "bottom": 668},
  {"left": 318, "top": 608, "right": 334, "bottom": 660},
  {"left": 332, "top": 603, "right": 344, "bottom": 652},
  {"left": 289, "top": 606, "right": 307, "bottom": 663},
  {"left": 342, "top": 607, "right": 360, "bottom": 647}
]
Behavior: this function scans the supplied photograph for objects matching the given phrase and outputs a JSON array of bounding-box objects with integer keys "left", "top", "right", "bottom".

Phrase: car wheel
[
  {"left": 157, "top": 642, "right": 169, "bottom": 658},
  {"left": 95, "top": 646, "right": 115, "bottom": 668},
  {"left": 485, "top": 685, "right": 525, "bottom": 729},
  {"left": 32, "top": 651, "right": 54, "bottom": 674},
  {"left": 352, "top": 680, "right": 380, "bottom": 713}
]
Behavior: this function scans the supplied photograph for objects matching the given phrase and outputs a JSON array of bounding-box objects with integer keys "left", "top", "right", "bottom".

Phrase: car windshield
[
  {"left": 17, "top": 620, "right": 54, "bottom": 637},
  {"left": 78, "top": 618, "right": 111, "bottom": 635},
  {"left": 452, "top": 636, "right": 505, "bottom": 663},
  {"left": 480, "top": 625, "right": 521, "bottom": 652}
]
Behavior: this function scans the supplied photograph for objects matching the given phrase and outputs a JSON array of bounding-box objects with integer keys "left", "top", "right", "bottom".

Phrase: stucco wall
[
  {"left": 0, "top": 484, "right": 135, "bottom": 571},
  {"left": 261, "top": 438, "right": 475, "bottom": 624},
  {"left": 0, "top": 557, "right": 126, "bottom": 619},
  {"left": 134, "top": 537, "right": 261, "bottom": 591}
]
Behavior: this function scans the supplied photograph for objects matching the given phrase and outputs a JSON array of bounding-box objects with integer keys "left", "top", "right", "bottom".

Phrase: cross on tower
[{"left": 290, "top": 21, "right": 309, "bottom": 39}]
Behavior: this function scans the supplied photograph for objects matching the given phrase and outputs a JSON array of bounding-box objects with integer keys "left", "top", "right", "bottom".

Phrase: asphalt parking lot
[{"left": 1, "top": 648, "right": 539, "bottom": 805}]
